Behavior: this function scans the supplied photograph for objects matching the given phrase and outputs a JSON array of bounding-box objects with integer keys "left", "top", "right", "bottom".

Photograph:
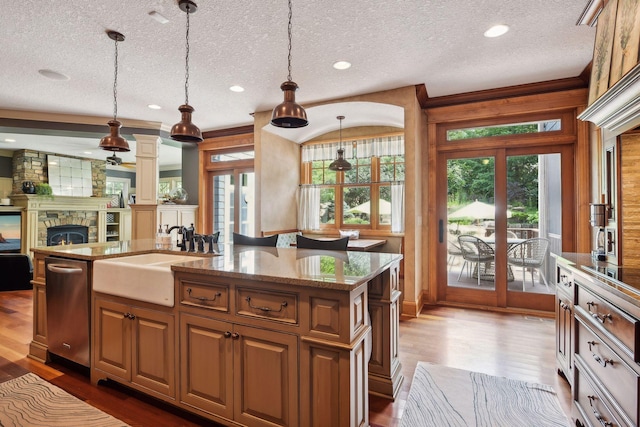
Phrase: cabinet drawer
[
  {"left": 236, "top": 287, "right": 298, "bottom": 325},
  {"left": 577, "top": 285, "right": 640, "bottom": 361},
  {"left": 576, "top": 318, "right": 639, "bottom": 426},
  {"left": 179, "top": 279, "right": 229, "bottom": 313},
  {"left": 574, "top": 360, "right": 626, "bottom": 427}
]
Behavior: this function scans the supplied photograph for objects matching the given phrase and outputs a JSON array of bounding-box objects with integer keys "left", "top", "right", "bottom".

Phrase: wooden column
[{"left": 131, "top": 135, "right": 160, "bottom": 240}]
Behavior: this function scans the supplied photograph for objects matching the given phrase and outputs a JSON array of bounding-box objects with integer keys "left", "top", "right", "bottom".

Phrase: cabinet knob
[
  {"left": 231, "top": 332, "right": 240, "bottom": 340},
  {"left": 224, "top": 331, "right": 232, "bottom": 338}
]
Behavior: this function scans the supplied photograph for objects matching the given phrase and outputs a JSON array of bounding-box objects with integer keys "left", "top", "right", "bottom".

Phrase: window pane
[
  {"left": 344, "top": 158, "right": 371, "bottom": 184},
  {"left": 447, "top": 119, "right": 561, "bottom": 141},
  {"left": 210, "top": 151, "right": 255, "bottom": 162},
  {"left": 320, "top": 188, "right": 335, "bottom": 224},
  {"left": 343, "top": 187, "right": 371, "bottom": 225},
  {"left": 380, "top": 155, "right": 405, "bottom": 182},
  {"left": 379, "top": 186, "right": 391, "bottom": 225}
]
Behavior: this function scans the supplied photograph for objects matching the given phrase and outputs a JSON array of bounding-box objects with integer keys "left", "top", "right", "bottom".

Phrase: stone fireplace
[{"left": 10, "top": 194, "right": 111, "bottom": 254}]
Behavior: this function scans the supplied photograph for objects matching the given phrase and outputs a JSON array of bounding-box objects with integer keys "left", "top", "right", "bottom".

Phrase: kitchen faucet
[{"left": 167, "top": 225, "right": 188, "bottom": 251}]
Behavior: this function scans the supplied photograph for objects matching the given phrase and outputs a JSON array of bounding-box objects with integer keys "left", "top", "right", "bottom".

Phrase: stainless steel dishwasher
[{"left": 45, "top": 256, "right": 90, "bottom": 367}]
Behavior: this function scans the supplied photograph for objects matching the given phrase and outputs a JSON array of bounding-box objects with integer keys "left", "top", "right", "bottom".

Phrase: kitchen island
[{"left": 30, "top": 240, "right": 403, "bottom": 427}]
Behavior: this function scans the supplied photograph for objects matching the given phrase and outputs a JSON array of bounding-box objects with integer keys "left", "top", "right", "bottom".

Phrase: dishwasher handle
[{"left": 47, "top": 264, "right": 83, "bottom": 274}]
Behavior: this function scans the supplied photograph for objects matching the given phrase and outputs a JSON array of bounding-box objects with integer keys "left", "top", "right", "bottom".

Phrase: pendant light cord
[
  {"left": 112, "top": 36, "right": 119, "bottom": 121},
  {"left": 286, "top": 0, "right": 293, "bottom": 82},
  {"left": 184, "top": 4, "right": 191, "bottom": 105}
]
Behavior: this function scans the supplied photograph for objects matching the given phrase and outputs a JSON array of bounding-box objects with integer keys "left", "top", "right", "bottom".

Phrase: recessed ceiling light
[
  {"left": 38, "top": 69, "right": 70, "bottom": 81},
  {"left": 333, "top": 61, "right": 352, "bottom": 70},
  {"left": 148, "top": 11, "right": 169, "bottom": 24},
  {"left": 484, "top": 24, "right": 509, "bottom": 38},
  {"left": 83, "top": 151, "right": 93, "bottom": 155},
  {"left": 229, "top": 85, "right": 245, "bottom": 92},
  {"left": 4, "top": 138, "right": 16, "bottom": 143},
  {"left": 147, "top": 104, "right": 162, "bottom": 110}
]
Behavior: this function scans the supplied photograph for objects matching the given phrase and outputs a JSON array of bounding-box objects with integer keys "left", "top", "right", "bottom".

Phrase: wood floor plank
[{"left": 0, "top": 290, "right": 571, "bottom": 426}]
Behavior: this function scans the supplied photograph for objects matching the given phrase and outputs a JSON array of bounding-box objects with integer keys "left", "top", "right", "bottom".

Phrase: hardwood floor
[{"left": 0, "top": 290, "right": 571, "bottom": 426}]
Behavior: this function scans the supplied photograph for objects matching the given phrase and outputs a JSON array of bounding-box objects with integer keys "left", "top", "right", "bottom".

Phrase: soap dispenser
[{"left": 156, "top": 225, "right": 164, "bottom": 249}]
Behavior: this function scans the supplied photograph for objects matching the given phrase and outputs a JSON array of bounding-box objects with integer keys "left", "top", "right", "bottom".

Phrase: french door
[
  {"left": 438, "top": 145, "right": 574, "bottom": 311},
  {"left": 209, "top": 169, "right": 255, "bottom": 244}
]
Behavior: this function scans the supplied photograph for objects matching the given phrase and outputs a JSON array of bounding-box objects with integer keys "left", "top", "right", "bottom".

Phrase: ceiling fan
[{"left": 106, "top": 152, "right": 135, "bottom": 169}]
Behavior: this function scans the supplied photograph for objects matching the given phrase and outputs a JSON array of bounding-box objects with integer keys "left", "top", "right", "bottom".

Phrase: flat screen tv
[{"left": 0, "top": 212, "right": 21, "bottom": 253}]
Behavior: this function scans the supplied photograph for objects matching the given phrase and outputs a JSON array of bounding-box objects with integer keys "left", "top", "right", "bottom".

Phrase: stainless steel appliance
[{"left": 45, "top": 257, "right": 90, "bottom": 367}]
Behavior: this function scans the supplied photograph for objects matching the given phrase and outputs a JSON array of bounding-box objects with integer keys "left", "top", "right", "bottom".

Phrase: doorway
[{"left": 436, "top": 121, "right": 575, "bottom": 312}]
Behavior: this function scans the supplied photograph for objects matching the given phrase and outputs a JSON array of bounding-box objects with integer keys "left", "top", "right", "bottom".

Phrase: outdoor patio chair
[
  {"left": 506, "top": 237, "right": 550, "bottom": 291},
  {"left": 457, "top": 235, "right": 495, "bottom": 286},
  {"left": 447, "top": 237, "right": 464, "bottom": 272}
]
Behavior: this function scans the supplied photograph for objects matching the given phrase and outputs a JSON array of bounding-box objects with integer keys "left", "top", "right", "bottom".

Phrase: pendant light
[
  {"left": 328, "top": 116, "right": 352, "bottom": 171},
  {"left": 170, "top": 0, "right": 203, "bottom": 143},
  {"left": 270, "top": 0, "right": 308, "bottom": 128},
  {"left": 98, "top": 31, "right": 130, "bottom": 153}
]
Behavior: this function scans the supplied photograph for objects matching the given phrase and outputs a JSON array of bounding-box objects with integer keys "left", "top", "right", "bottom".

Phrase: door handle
[
  {"left": 47, "top": 264, "right": 83, "bottom": 274},
  {"left": 439, "top": 219, "right": 444, "bottom": 243}
]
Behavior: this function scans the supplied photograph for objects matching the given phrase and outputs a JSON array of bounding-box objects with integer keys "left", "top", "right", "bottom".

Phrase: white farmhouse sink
[{"left": 93, "top": 253, "right": 206, "bottom": 307}]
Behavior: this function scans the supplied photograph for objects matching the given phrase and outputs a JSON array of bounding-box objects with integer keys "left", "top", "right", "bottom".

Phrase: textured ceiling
[{"left": 0, "top": 0, "right": 595, "bottom": 166}]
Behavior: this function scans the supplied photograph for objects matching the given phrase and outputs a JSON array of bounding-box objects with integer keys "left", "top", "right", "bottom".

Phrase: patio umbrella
[
  {"left": 448, "top": 200, "right": 512, "bottom": 221},
  {"left": 347, "top": 199, "right": 391, "bottom": 215}
]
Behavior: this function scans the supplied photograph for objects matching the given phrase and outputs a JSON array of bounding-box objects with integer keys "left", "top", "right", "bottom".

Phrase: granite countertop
[
  {"left": 33, "top": 240, "right": 403, "bottom": 291},
  {"left": 31, "top": 239, "right": 204, "bottom": 261},
  {"left": 554, "top": 252, "right": 640, "bottom": 306}
]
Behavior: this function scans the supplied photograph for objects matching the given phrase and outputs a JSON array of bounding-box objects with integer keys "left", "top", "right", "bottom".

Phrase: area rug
[
  {"left": 0, "top": 373, "right": 129, "bottom": 427},
  {"left": 399, "top": 362, "right": 569, "bottom": 427}
]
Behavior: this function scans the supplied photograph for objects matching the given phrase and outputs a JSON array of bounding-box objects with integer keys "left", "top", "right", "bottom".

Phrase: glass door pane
[
  {"left": 239, "top": 172, "right": 255, "bottom": 236},
  {"left": 446, "top": 156, "right": 496, "bottom": 291},
  {"left": 213, "top": 173, "right": 233, "bottom": 243},
  {"left": 505, "top": 153, "right": 560, "bottom": 296},
  {"left": 212, "top": 171, "right": 256, "bottom": 243}
]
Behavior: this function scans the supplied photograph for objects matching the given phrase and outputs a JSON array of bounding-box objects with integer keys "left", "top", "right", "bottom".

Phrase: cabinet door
[
  {"left": 131, "top": 306, "right": 175, "bottom": 398},
  {"left": 180, "top": 313, "right": 233, "bottom": 419},
  {"left": 158, "top": 208, "right": 179, "bottom": 231},
  {"left": 93, "top": 298, "right": 131, "bottom": 380},
  {"left": 556, "top": 292, "right": 573, "bottom": 384},
  {"left": 233, "top": 325, "right": 298, "bottom": 427}
]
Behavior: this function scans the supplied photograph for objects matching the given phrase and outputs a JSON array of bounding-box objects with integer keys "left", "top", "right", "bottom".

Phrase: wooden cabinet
[
  {"left": 105, "top": 208, "right": 131, "bottom": 242},
  {"left": 555, "top": 255, "right": 640, "bottom": 427},
  {"left": 158, "top": 204, "right": 197, "bottom": 242},
  {"left": 93, "top": 297, "right": 176, "bottom": 399},
  {"left": 555, "top": 262, "right": 574, "bottom": 385},
  {"left": 180, "top": 313, "right": 298, "bottom": 426},
  {"left": 175, "top": 270, "right": 371, "bottom": 427}
]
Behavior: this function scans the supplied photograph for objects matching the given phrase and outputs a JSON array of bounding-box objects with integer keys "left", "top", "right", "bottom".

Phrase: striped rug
[
  {"left": 400, "top": 362, "right": 569, "bottom": 427},
  {"left": 0, "top": 373, "right": 129, "bottom": 427}
]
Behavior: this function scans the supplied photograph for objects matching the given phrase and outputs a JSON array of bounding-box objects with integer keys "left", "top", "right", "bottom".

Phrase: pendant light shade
[
  {"left": 171, "top": 0, "right": 203, "bottom": 143},
  {"left": 99, "top": 31, "right": 130, "bottom": 152},
  {"left": 270, "top": 0, "right": 308, "bottom": 128},
  {"left": 329, "top": 116, "right": 352, "bottom": 171}
]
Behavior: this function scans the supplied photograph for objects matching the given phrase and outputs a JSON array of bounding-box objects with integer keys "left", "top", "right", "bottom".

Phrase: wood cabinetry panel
[
  {"left": 236, "top": 287, "right": 298, "bottom": 325},
  {"left": 180, "top": 313, "right": 232, "bottom": 419},
  {"left": 576, "top": 284, "right": 640, "bottom": 361},
  {"left": 233, "top": 325, "right": 298, "bottom": 427},
  {"left": 621, "top": 133, "right": 640, "bottom": 267},
  {"left": 132, "top": 310, "right": 175, "bottom": 396},
  {"left": 179, "top": 279, "right": 229, "bottom": 312},
  {"left": 576, "top": 317, "right": 639, "bottom": 425},
  {"left": 573, "top": 358, "right": 625, "bottom": 427},
  {"left": 93, "top": 300, "right": 130, "bottom": 378},
  {"left": 310, "top": 297, "right": 340, "bottom": 336}
]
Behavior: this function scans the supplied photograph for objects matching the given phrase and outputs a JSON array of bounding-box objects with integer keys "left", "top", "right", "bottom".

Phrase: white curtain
[
  {"left": 302, "top": 135, "right": 404, "bottom": 162},
  {"left": 298, "top": 186, "right": 320, "bottom": 231},
  {"left": 391, "top": 182, "right": 405, "bottom": 233}
]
